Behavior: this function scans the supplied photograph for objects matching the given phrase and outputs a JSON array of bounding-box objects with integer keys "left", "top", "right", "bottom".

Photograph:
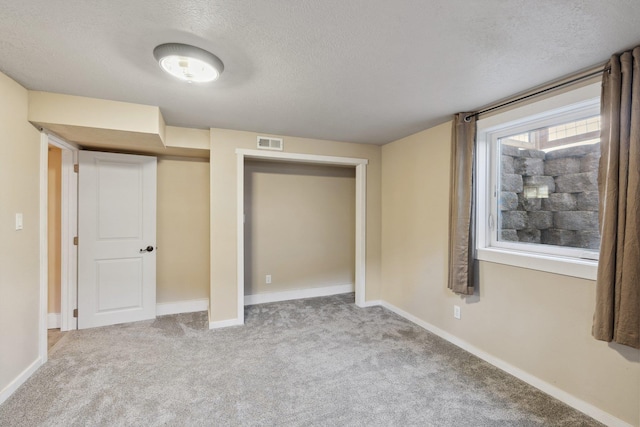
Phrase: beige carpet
[{"left": 0, "top": 294, "right": 601, "bottom": 426}]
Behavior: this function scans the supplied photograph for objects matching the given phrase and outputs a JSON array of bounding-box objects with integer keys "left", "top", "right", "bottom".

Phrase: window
[{"left": 476, "top": 83, "right": 601, "bottom": 279}]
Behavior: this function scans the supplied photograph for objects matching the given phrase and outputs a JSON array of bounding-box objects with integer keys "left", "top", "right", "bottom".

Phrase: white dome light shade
[
  {"left": 153, "top": 43, "right": 224, "bottom": 83},
  {"left": 159, "top": 55, "right": 219, "bottom": 82}
]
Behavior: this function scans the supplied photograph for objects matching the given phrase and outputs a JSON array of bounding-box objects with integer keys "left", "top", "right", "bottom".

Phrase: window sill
[{"left": 477, "top": 247, "right": 597, "bottom": 280}]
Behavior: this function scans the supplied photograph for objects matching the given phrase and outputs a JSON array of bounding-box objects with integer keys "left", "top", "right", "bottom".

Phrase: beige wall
[
  {"left": 380, "top": 121, "right": 640, "bottom": 426},
  {"left": 156, "top": 157, "right": 210, "bottom": 303},
  {"left": 210, "top": 129, "right": 381, "bottom": 321},
  {"left": 47, "top": 146, "right": 62, "bottom": 314},
  {"left": 244, "top": 160, "right": 355, "bottom": 295},
  {"left": 0, "top": 72, "right": 42, "bottom": 392}
]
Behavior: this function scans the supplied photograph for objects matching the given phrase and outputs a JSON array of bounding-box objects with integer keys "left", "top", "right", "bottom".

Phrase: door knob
[{"left": 140, "top": 246, "right": 155, "bottom": 253}]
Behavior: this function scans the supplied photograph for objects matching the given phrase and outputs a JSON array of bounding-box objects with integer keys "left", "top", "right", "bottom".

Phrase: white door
[{"left": 78, "top": 151, "right": 157, "bottom": 329}]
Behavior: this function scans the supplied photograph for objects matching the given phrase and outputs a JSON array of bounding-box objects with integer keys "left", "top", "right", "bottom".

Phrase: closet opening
[{"left": 235, "top": 149, "right": 368, "bottom": 325}]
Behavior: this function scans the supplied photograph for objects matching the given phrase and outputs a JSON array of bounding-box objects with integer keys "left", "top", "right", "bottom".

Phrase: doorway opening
[
  {"left": 47, "top": 145, "right": 64, "bottom": 349},
  {"left": 39, "top": 133, "right": 78, "bottom": 362}
]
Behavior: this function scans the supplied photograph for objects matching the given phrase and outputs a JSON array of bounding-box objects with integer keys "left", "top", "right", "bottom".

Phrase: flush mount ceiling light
[{"left": 153, "top": 43, "right": 224, "bottom": 83}]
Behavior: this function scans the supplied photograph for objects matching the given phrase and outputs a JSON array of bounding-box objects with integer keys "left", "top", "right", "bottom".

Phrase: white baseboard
[
  {"left": 357, "top": 299, "right": 383, "bottom": 308},
  {"left": 209, "top": 317, "right": 244, "bottom": 330},
  {"left": 245, "top": 283, "right": 354, "bottom": 306},
  {"left": 156, "top": 298, "right": 209, "bottom": 316},
  {"left": 0, "top": 357, "right": 43, "bottom": 406},
  {"left": 378, "top": 301, "right": 632, "bottom": 427},
  {"left": 47, "top": 313, "right": 61, "bottom": 329}
]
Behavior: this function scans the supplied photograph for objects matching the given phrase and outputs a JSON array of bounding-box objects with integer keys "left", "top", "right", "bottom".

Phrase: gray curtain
[
  {"left": 592, "top": 46, "right": 640, "bottom": 349},
  {"left": 448, "top": 113, "right": 476, "bottom": 295}
]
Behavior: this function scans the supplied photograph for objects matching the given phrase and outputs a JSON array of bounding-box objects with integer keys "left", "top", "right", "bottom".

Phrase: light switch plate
[{"left": 15, "top": 213, "right": 23, "bottom": 230}]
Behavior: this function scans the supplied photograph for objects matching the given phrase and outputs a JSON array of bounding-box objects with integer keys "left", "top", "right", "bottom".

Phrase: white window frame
[{"left": 476, "top": 82, "right": 601, "bottom": 280}]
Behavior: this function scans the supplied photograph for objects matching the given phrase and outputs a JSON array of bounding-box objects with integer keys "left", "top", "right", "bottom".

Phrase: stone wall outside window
[{"left": 499, "top": 143, "right": 600, "bottom": 250}]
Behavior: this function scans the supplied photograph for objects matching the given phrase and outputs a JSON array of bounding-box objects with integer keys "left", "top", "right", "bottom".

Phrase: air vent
[{"left": 257, "top": 136, "right": 283, "bottom": 151}]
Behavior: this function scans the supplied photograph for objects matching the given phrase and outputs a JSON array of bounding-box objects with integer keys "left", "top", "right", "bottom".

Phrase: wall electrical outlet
[
  {"left": 454, "top": 305, "right": 461, "bottom": 319},
  {"left": 265, "top": 274, "right": 272, "bottom": 284}
]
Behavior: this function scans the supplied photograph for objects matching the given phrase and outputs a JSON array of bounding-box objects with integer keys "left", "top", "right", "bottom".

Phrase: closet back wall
[{"left": 244, "top": 160, "right": 355, "bottom": 297}]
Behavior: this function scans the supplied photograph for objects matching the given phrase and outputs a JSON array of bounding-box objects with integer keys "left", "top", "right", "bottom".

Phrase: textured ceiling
[{"left": 1, "top": 1, "right": 639, "bottom": 145}]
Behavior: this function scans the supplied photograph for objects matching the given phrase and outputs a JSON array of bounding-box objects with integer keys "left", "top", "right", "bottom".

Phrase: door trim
[
  {"left": 54, "top": 136, "right": 79, "bottom": 332},
  {"left": 38, "top": 134, "right": 47, "bottom": 363},
  {"left": 231, "top": 149, "right": 368, "bottom": 328}
]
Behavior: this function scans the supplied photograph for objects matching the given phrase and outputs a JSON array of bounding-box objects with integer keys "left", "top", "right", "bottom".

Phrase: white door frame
[
  {"left": 235, "top": 149, "right": 368, "bottom": 325},
  {"left": 39, "top": 132, "right": 79, "bottom": 361}
]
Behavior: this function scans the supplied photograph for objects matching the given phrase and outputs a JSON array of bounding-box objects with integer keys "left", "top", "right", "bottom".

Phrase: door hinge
[
  {"left": 74, "top": 164, "right": 79, "bottom": 173},
  {"left": 73, "top": 308, "right": 78, "bottom": 318},
  {"left": 73, "top": 236, "right": 78, "bottom": 245}
]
